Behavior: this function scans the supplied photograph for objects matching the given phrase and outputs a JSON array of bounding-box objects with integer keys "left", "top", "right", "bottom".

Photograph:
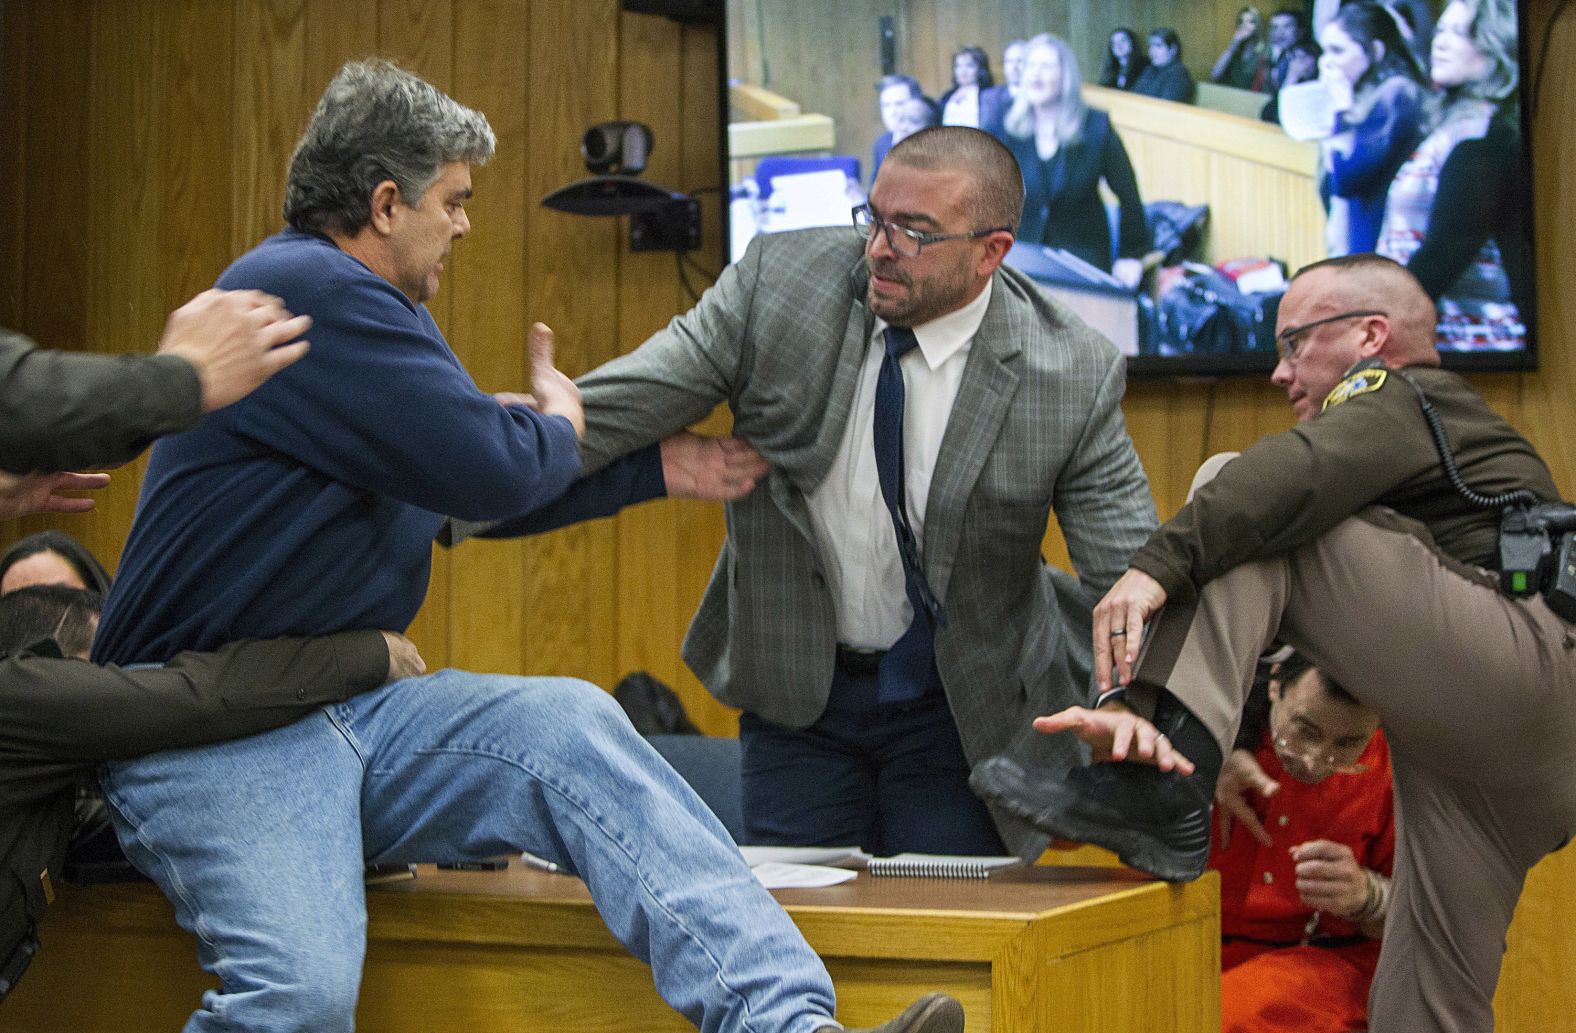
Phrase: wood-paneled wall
[
  {"left": 3, "top": 1, "right": 1576, "bottom": 1026},
  {"left": 0, "top": 0, "right": 734, "bottom": 730}
]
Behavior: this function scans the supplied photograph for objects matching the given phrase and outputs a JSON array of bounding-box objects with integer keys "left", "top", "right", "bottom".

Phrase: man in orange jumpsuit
[{"left": 1212, "top": 651, "right": 1392, "bottom": 1033}]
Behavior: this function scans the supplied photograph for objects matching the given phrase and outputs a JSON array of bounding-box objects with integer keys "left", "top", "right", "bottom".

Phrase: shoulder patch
[{"left": 1321, "top": 368, "right": 1388, "bottom": 411}]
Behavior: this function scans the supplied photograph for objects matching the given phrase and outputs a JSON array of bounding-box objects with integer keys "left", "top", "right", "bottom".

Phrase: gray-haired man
[{"left": 91, "top": 60, "right": 960, "bottom": 1033}]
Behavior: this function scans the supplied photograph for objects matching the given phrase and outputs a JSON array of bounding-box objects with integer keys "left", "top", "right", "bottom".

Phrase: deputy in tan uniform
[{"left": 974, "top": 253, "right": 1576, "bottom": 1033}]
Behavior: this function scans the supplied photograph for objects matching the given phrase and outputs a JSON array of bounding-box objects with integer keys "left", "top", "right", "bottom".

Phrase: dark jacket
[
  {"left": 1132, "top": 366, "right": 1559, "bottom": 603},
  {"left": 1133, "top": 62, "right": 1197, "bottom": 104},
  {"left": 0, "top": 330, "right": 202, "bottom": 475},
  {"left": 1005, "top": 109, "right": 1151, "bottom": 272},
  {"left": 0, "top": 632, "right": 390, "bottom": 997}
]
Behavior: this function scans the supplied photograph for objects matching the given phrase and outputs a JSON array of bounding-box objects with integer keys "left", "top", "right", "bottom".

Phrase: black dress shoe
[
  {"left": 970, "top": 696, "right": 1221, "bottom": 882},
  {"left": 814, "top": 991, "right": 965, "bottom": 1033}
]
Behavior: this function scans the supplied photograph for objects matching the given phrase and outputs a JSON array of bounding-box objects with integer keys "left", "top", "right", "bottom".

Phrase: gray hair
[
  {"left": 885, "top": 126, "right": 1024, "bottom": 234},
  {"left": 1002, "top": 33, "right": 1087, "bottom": 146},
  {"left": 284, "top": 60, "right": 496, "bottom": 235}
]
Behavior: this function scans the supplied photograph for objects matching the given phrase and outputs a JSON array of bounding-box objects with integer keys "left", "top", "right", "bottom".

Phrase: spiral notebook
[{"left": 865, "top": 853, "right": 1023, "bottom": 879}]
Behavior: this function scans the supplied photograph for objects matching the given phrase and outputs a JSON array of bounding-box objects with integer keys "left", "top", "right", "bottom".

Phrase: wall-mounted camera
[
  {"left": 581, "top": 121, "right": 652, "bottom": 176},
  {"left": 541, "top": 120, "right": 699, "bottom": 252}
]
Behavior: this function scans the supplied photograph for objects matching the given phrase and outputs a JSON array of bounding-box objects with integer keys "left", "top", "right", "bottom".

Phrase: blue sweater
[{"left": 96, "top": 229, "right": 655, "bottom": 664}]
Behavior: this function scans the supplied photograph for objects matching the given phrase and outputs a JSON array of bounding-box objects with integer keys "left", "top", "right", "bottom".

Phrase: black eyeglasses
[
  {"left": 1275, "top": 310, "right": 1386, "bottom": 361},
  {"left": 851, "top": 204, "right": 1010, "bottom": 258}
]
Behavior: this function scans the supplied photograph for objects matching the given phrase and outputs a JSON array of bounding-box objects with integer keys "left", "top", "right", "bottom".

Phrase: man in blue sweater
[{"left": 92, "top": 61, "right": 961, "bottom": 1033}]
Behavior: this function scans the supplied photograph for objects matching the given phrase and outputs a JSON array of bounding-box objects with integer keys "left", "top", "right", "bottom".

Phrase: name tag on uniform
[{"left": 1322, "top": 368, "right": 1387, "bottom": 411}]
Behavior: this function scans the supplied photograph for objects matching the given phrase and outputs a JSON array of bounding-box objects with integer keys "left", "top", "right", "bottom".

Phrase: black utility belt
[{"left": 1498, "top": 503, "right": 1576, "bottom": 621}]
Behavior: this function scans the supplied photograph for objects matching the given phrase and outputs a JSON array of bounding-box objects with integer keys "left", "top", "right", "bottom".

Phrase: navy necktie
[{"left": 873, "top": 326, "right": 947, "bottom": 704}]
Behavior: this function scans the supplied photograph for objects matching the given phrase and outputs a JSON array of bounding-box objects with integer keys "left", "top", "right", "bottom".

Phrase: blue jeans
[{"left": 102, "top": 671, "right": 836, "bottom": 1033}]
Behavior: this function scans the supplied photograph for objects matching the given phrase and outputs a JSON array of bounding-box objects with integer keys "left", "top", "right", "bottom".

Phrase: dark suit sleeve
[
  {"left": 0, "top": 630, "right": 389, "bottom": 763},
  {"left": 440, "top": 443, "right": 666, "bottom": 546},
  {"left": 1101, "top": 123, "right": 1151, "bottom": 259},
  {"left": 0, "top": 330, "right": 203, "bottom": 474}
]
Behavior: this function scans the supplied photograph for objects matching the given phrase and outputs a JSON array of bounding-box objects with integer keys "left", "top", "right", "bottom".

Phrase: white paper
[
  {"left": 738, "top": 845, "right": 870, "bottom": 867},
  {"left": 762, "top": 169, "right": 854, "bottom": 232},
  {"left": 750, "top": 862, "right": 860, "bottom": 889},
  {"left": 1277, "top": 80, "right": 1337, "bottom": 142},
  {"left": 1235, "top": 263, "right": 1288, "bottom": 295}
]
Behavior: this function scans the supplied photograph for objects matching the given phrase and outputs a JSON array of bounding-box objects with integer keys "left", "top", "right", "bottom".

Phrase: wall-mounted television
[{"left": 721, "top": 1, "right": 1535, "bottom": 378}]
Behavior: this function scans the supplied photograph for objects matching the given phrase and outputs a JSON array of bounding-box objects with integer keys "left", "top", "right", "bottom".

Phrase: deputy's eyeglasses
[
  {"left": 1274, "top": 310, "right": 1385, "bottom": 362},
  {"left": 852, "top": 203, "right": 1010, "bottom": 258}
]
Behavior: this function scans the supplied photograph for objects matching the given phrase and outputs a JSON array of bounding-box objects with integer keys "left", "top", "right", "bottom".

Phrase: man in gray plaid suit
[{"left": 465, "top": 126, "right": 1156, "bottom": 856}]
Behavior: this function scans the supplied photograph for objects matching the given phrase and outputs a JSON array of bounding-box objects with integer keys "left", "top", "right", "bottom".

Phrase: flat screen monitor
[{"left": 721, "top": 1, "right": 1535, "bottom": 377}]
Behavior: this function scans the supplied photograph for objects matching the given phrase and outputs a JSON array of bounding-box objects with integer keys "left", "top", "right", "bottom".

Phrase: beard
[{"left": 865, "top": 253, "right": 974, "bottom": 327}]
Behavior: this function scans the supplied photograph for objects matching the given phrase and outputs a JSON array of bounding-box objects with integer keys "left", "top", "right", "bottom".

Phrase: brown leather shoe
[{"left": 815, "top": 992, "right": 965, "bottom": 1033}]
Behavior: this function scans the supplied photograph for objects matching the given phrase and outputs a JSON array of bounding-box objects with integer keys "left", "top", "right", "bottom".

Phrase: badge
[{"left": 1322, "top": 368, "right": 1387, "bottom": 411}]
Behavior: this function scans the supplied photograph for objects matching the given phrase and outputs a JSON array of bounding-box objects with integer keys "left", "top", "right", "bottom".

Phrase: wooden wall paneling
[
  {"left": 304, "top": 0, "right": 378, "bottom": 91},
  {"left": 76, "top": 0, "right": 168, "bottom": 575},
  {"left": 0, "top": 0, "right": 28, "bottom": 550},
  {"left": 377, "top": 0, "right": 456, "bottom": 668},
  {"left": 0, "top": 0, "right": 26, "bottom": 324},
  {"left": 1516, "top": 0, "right": 1576, "bottom": 497},
  {"left": 612, "top": 8, "right": 695, "bottom": 714},
  {"left": 1498, "top": 839, "right": 1576, "bottom": 1029},
  {"left": 1493, "top": 7, "right": 1576, "bottom": 1024},
  {"left": 518, "top": 0, "right": 623, "bottom": 687},
  {"left": 607, "top": 13, "right": 738, "bottom": 735},
  {"left": 231, "top": 0, "right": 308, "bottom": 257},
  {"left": 15, "top": 1, "right": 93, "bottom": 549},
  {"left": 159, "top": 1, "right": 237, "bottom": 308},
  {"left": 446, "top": 0, "right": 533, "bottom": 676},
  {"left": 21, "top": 1, "right": 90, "bottom": 353}
]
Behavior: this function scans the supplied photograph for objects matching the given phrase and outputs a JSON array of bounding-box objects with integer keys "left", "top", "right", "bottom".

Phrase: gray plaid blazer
[{"left": 538, "top": 227, "right": 1155, "bottom": 850}]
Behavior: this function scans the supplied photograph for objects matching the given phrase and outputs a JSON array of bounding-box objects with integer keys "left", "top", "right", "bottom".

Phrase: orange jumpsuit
[{"left": 1211, "top": 731, "right": 1394, "bottom": 1033}]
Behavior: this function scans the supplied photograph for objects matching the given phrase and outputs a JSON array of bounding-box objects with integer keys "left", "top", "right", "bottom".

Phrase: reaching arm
[
  {"left": 219, "top": 271, "right": 582, "bottom": 522},
  {"left": 0, "top": 630, "right": 402, "bottom": 763},
  {"left": 0, "top": 291, "right": 313, "bottom": 475},
  {"left": 1050, "top": 350, "right": 1160, "bottom": 600},
  {"left": 0, "top": 330, "right": 200, "bottom": 474}
]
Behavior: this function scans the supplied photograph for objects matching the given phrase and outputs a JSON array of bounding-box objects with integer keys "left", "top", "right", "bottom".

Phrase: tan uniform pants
[{"left": 1135, "top": 463, "right": 1576, "bottom": 1033}]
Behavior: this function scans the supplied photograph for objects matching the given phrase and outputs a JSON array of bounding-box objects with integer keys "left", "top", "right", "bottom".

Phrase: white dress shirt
[{"left": 806, "top": 280, "right": 993, "bottom": 650}]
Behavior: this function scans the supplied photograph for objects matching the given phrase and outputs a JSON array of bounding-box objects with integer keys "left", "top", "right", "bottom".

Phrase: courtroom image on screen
[{"left": 722, "top": 0, "right": 1533, "bottom": 374}]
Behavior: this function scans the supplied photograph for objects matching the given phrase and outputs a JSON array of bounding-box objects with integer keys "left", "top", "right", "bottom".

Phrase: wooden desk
[{"left": 8, "top": 862, "right": 1219, "bottom": 1033}]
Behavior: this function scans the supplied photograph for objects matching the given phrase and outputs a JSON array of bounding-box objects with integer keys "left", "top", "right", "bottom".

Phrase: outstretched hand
[
  {"left": 1216, "top": 748, "right": 1279, "bottom": 848},
  {"left": 1033, "top": 702, "right": 1196, "bottom": 774},
  {"left": 524, "top": 322, "right": 584, "bottom": 439},
  {"left": 1091, "top": 567, "right": 1167, "bottom": 692},
  {"left": 157, "top": 289, "right": 312, "bottom": 413},
  {"left": 0, "top": 469, "right": 111, "bottom": 519},
  {"left": 660, "top": 432, "right": 768, "bottom": 501}
]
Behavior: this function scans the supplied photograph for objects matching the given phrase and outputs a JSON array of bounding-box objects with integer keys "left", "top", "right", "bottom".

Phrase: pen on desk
[{"left": 520, "top": 851, "right": 563, "bottom": 874}]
